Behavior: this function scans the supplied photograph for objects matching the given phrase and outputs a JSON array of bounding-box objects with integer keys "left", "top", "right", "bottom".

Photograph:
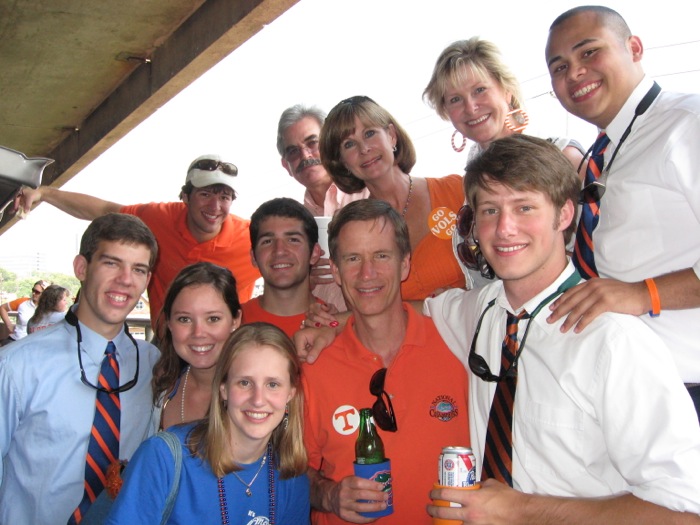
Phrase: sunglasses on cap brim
[{"left": 190, "top": 159, "right": 238, "bottom": 176}]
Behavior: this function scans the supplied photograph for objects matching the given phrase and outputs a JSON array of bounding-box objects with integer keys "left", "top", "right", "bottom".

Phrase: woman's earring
[
  {"left": 451, "top": 130, "right": 467, "bottom": 153},
  {"left": 283, "top": 404, "right": 289, "bottom": 430},
  {"left": 505, "top": 108, "right": 529, "bottom": 132}
]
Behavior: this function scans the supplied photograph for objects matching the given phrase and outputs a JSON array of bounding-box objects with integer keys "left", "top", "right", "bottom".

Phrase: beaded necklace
[
  {"left": 180, "top": 366, "right": 190, "bottom": 423},
  {"left": 401, "top": 175, "right": 413, "bottom": 217},
  {"left": 217, "top": 442, "right": 276, "bottom": 525}
]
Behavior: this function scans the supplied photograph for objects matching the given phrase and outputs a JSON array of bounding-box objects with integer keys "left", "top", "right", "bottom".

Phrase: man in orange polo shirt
[
  {"left": 302, "top": 199, "right": 469, "bottom": 525},
  {"left": 18, "top": 155, "right": 259, "bottom": 328}
]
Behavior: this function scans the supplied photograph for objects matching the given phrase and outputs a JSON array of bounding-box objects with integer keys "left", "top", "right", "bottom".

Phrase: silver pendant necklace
[
  {"left": 217, "top": 443, "right": 276, "bottom": 524},
  {"left": 230, "top": 452, "right": 267, "bottom": 497}
]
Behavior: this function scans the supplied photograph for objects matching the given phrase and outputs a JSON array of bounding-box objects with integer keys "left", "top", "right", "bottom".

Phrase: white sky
[{"left": 2, "top": 0, "right": 698, "bottom": 275}]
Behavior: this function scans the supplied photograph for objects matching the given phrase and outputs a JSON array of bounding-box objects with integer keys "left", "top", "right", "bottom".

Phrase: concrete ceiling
[{"left": 0, "top": 0, "right": 298, "bottom": 233}]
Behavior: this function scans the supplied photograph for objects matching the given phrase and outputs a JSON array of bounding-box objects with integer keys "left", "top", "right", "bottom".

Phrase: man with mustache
[
  {"left": 277, "top": 105, "right": 368, "bottom": 311},
  {"left": 277, "top": 104, "right": 368, "bottom": 217}
]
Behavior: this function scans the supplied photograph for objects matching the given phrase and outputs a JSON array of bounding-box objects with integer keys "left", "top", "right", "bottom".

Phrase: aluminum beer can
[{"left": 439, "top": 446, "right": 477, "bottom": 487}]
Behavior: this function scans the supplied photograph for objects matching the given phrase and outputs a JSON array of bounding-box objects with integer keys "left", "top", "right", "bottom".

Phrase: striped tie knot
[
  {"left": 500, "top": 311, "right": 529, "bottom": 371},
  {"left": 592, "top": 131, "right": 610, "bottom": 155}
]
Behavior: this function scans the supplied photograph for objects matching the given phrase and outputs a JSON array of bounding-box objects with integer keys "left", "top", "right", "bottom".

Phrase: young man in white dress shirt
[
  {"left": 544, "top": 5, "right": 700, "bottom": 417},
  {"left": 425, "top": 135, "right": 700, "bottom": 524}
]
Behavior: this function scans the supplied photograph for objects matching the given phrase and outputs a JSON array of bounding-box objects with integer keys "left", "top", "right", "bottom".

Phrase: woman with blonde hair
[
  {"left": 320, "top": 96, "right": 465, "bottom": 300},
  {"left": 106, "top": 322, "right": 310, "bottom": 524},
  {"left": 423, "top": 37, "right": 585, "bottom": 168},
  {"left": 424, "top": 37, "right": 585, "bottom": 286}
]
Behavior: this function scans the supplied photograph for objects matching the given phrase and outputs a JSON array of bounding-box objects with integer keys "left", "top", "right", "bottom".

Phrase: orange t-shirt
[
  {"left": 5, "top": 297, "right": 30, "bottom": 311},
  {"left": 241, "top": 297, "right": 305, "bottom": 339},
  {"left": 302, "top": 306, "right": 470, "bottom": 525},
  {"left": 120, "top": 202, "right": 260, "bottom": 327}
]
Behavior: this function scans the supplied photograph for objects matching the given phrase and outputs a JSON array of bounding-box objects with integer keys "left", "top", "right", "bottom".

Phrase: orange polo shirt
[
  {"left": 302, "top": 305, "right": 470, "bottom": 525},
  {"left": 120, "top": 202, "right": 260, "bottom": 327}
]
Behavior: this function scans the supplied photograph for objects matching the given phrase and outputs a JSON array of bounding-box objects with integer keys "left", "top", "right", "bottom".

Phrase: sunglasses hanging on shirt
[
  {"left": 469, "top": 271, "right": 581, "bottom": 382},
  {"left": 369, "top": 368, "right": 398, "bottom": 432},
  {"left": 65, "top": 308, "right": 140, "bottom": 394}
]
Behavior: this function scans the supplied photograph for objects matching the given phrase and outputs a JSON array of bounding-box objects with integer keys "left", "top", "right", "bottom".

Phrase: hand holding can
[{"left": 432, "top": 446, "right": 480, "bottom": 525}]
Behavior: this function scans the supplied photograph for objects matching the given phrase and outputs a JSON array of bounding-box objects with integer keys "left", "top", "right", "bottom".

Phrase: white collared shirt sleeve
[{"left": 423, "top": 287, "right": 482, "bottom": 370}]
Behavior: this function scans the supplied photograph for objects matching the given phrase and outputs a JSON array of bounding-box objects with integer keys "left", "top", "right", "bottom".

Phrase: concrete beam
[{"left": 0, "top": 0, "right": 298, "bottom": 233}]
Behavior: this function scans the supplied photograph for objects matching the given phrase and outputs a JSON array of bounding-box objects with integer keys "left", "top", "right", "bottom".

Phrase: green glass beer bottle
[{"left": 355, "top": 408, "right": 385, "bottom": 465}]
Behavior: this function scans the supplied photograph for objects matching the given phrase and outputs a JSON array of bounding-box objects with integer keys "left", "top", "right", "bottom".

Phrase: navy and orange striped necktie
[
  {"left": 482, "top": 310, "right": 528, "bottom": 487},
  {"left": 68, "top": 341, "right": 120, "bottom": 524},
  {"left": 573, "top": 132, "right": 610, "bottom": 279}
]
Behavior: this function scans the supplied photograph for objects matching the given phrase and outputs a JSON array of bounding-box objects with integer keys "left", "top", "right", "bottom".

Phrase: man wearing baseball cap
[{"left": 18, "top": 155, "right": 260, "bottom": 328}]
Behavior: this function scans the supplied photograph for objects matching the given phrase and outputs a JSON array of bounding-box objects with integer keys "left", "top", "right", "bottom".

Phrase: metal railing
[{"left": 1, "top": 312, "right": 154, "bottom": 342}]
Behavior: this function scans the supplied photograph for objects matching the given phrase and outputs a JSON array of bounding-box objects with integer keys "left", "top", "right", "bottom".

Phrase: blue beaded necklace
[{"left": 217, "top": 442, "right": 276, "bottom": 525}]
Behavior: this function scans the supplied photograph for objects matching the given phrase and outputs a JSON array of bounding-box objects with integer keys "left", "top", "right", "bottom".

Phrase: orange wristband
[{"left": 644, "top": 278, "right": 661, "bottom": 317}]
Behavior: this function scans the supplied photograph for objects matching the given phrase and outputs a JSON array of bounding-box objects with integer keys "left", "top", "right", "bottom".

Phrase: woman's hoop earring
[
  {"left": 451, "top": 130, "right": 467, "bottom": 153},
  {"left": 505, "top": 108, "right": 530, "bottom": 132},
  {"left": 283, "top": 404, "right": 289, "bottom": 430}
]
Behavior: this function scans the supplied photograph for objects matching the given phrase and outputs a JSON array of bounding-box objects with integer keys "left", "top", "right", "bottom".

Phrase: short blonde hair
[
  {"left": 423, "top": 37, "right": 524, "bottom": 120},
  {"left": 187, "top": 322, "right": 307, "bottom": 479}
]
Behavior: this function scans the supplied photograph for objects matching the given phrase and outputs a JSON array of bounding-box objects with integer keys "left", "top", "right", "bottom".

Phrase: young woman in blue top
[{"left": 106, "top": 322, "right": 310, "bottom": 524}]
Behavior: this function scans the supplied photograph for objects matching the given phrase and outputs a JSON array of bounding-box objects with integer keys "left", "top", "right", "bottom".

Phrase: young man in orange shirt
[
  {"left": 18, "top": 155, "right": 259, "bottom": 328},
  {"left": 242, "top": 197, "right": 321, "bottom": 338}
]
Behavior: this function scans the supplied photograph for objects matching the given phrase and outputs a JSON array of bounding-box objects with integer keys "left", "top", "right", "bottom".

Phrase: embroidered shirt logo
[{"left": 430, "top": 395, "right": 459, "bottom": 422}]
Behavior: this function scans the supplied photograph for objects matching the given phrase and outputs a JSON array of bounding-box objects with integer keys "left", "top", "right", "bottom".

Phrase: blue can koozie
[{"left": 353, "top": 458, "right": 394, "bottom": 517}]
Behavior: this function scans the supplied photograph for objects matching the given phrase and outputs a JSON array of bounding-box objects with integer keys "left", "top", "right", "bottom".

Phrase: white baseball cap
[{"left": 186, "top": 154, "right": 238, "bottom": 192}]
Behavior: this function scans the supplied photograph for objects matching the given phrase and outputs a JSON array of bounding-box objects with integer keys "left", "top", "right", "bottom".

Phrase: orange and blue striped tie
[
  {"left": 482, "top": 311, "right": 528, "bottom": 486},
  {"left": 573, "top": 132, "right": 610, "bottom": 279},
  {"left": 68, "top": 342, "right": 120, "bottom": 524}
]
